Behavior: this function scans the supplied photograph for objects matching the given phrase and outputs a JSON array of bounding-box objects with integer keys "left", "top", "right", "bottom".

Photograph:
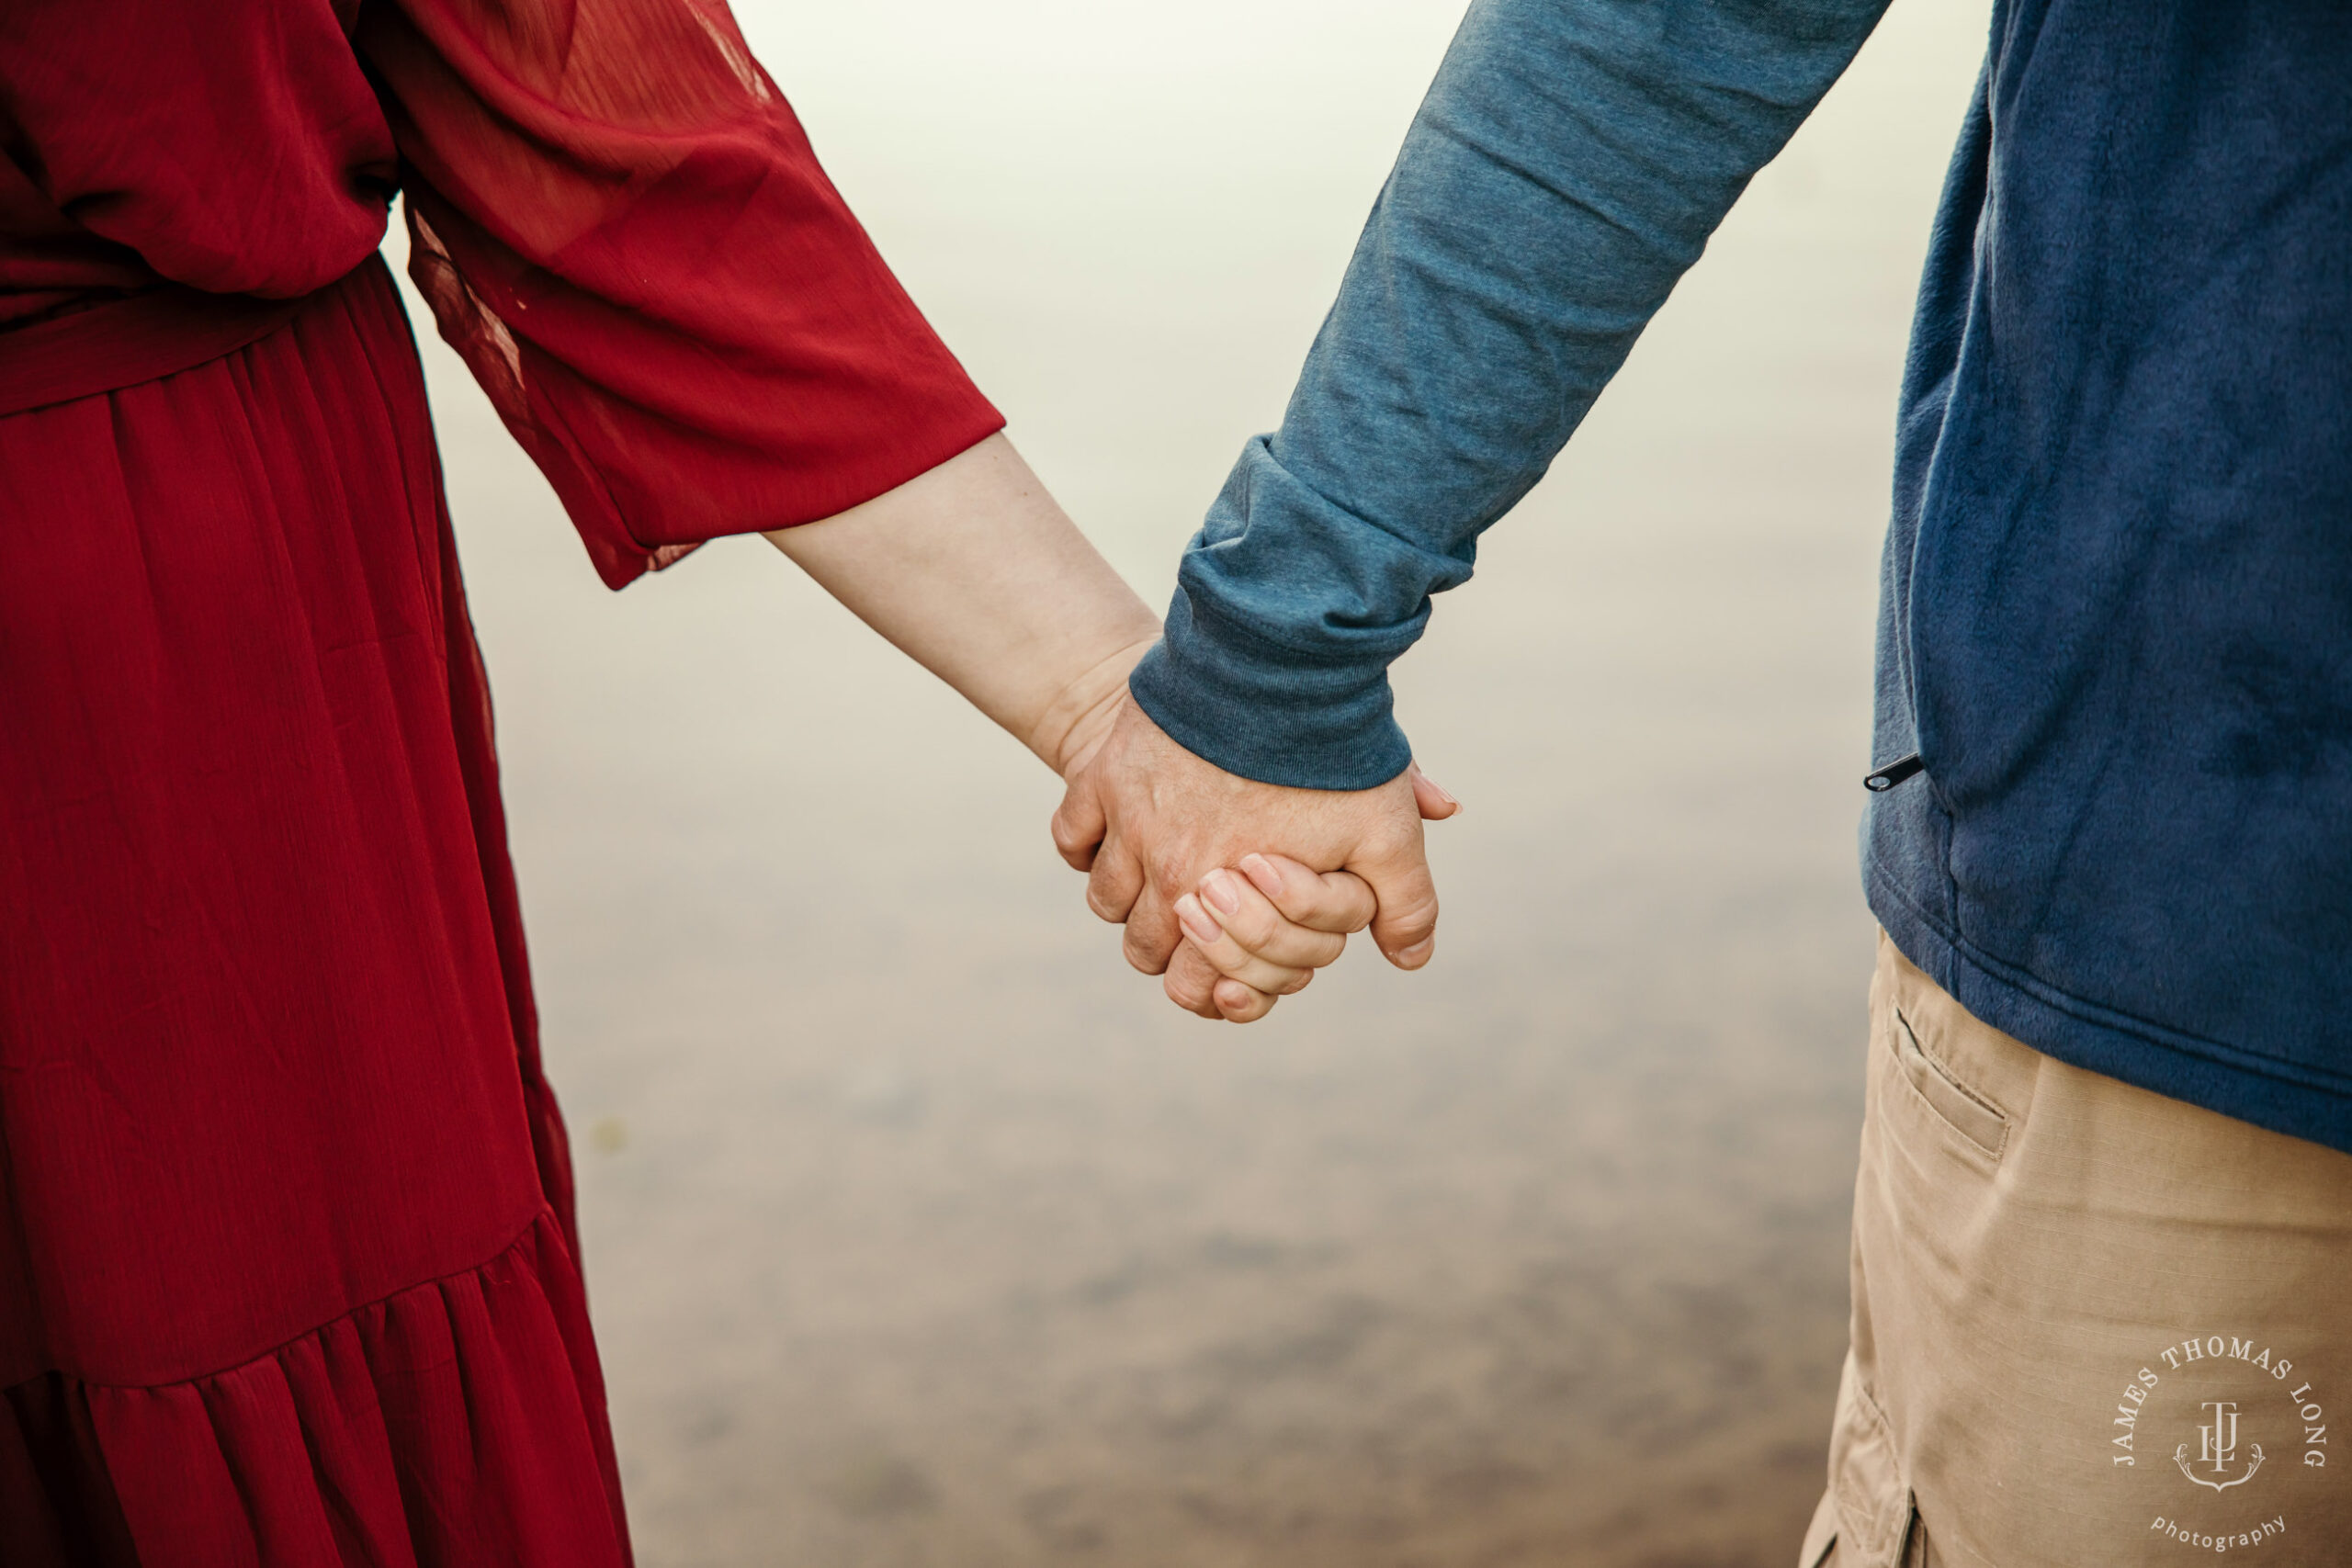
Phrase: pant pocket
[
  {"left": 1825, "top": 1350, "right": 1917, "bottom": 1568},
  {"left": 1889, "top": 1007, "right": 2008, "bottom": 1159}
]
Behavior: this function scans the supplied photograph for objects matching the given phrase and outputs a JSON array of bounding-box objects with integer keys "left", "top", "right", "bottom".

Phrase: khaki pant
[{"left": 1801, "top": 936, "right": 2352, "bottom": 1568}]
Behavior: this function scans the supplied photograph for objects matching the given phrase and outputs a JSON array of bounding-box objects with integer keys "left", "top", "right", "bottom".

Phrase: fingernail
[
  {"left": 1202, "top": 868, "right": 1242, "bottom": 916},
  {"left": 1394, "top": 937, "right": 1435, "bottom": 968},
  {"left": 1238, "top": 854, "right": 1282, "bottom": 897},
  {"left": 1175, "top": 894, "right": 1223, "bottom": 946},
  {"left": 1429, "top": 777, "right": 1459, "bottom": 807}
]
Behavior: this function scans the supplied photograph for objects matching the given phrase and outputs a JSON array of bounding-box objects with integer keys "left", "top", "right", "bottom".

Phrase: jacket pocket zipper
[{"left": 1864, "top": 753, "right": 1924, "bottom": 793}]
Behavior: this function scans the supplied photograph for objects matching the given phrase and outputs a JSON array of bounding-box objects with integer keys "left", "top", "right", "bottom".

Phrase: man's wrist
[{"left": 1127, "top": 602, "right": 1411, "bottom": 792}]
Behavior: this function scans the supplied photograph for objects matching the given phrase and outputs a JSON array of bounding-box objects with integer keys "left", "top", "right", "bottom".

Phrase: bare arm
[
  {"left": 763, "top": 433, "right": 1159, "bottom": 778},
  {"left": 766, "top": 432, "right": 1377, "bottom": 1019}
]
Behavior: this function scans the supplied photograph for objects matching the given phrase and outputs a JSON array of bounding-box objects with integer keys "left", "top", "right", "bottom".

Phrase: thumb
[
  {"left": 1050, "top": 773, "right": 1108, "bottom": 873},
  {"left": 1409, "top": 764, "right": 1460, "bottom": 821},
  {"left": 1353, "top": 832, "right": 1441, "bottom": 970}
]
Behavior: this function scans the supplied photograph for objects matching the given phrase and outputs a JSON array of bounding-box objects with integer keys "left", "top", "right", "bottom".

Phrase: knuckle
[
  {"left": 1389, "top": 892, "right": 1441, "bottom": 933},
  {"left": 1269, "top": 884, "right": 1323, "bottom": 924},
  {"left": 1227, "top": 904, "right": 1281, "bottom": 950},
  {"left": 1201, "top": 943, "right": 1250, "bottom": 981},
  {"left": 1389, "top": 919, "right": 1437, "bottom": 951},
  {"left": 1172, "top": 943, "right": 1220, "bottom": 984},
  {"left": 1241, "top": 960, "right": 1303, "bottom": 991}
]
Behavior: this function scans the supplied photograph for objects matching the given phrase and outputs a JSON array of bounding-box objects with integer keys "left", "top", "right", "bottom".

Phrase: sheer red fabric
[
  {"left": 366, "top": 0, "right": 1003, "bottom": 586},
  {"left": 0, "top": 0, "right": 1002, "bottom": 583},
  {"left": 0, "top": 0, "right": 1002, "bottom": 1559}
]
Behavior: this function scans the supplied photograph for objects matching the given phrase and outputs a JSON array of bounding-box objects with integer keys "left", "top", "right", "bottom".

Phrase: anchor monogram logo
[{"left": 2175, "top": 1400, "right": 2265, "bottom": 1492}]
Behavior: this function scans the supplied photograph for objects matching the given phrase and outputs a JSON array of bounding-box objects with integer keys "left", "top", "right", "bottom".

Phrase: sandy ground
[{"left": 402, "top": 2, "right": 1991, "bottom": 1562}]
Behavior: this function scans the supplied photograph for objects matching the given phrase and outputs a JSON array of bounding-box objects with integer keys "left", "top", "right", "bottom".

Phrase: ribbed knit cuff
[{"left": 1126, "top": 589, "right": 1413, "bottom": 793}]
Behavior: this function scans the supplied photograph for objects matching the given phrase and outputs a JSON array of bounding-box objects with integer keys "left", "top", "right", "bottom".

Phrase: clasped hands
[
  {"left": 1053, "top": 690, "right": 1457, "bottom": 1021},
  {"left": 756, "top": 433, "right": 1448, "bottom": 1016}
]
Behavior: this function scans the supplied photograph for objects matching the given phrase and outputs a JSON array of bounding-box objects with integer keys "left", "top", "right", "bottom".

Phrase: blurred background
[{"left": 390, "top": 3, "right": 1991, "bottom": 1562}]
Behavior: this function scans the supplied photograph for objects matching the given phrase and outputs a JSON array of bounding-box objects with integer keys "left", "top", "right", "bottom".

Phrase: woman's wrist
[{"left": 763, "top": 435, "right": 1160, "bottom": 775}]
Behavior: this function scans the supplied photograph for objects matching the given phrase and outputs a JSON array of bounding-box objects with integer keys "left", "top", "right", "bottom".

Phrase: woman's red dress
[{"left": 0, "top": 2, "right": 1001, "bottom": 1561}]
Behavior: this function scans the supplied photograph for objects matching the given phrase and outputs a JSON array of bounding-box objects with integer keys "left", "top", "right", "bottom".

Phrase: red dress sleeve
[{"left": 356, "top": 0, "right": 1005, "bottom": 588}]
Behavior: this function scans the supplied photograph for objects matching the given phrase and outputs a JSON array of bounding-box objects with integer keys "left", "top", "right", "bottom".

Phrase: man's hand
[{"left": 1052, "top": 693, "right": 1457, "bottom": 1020}]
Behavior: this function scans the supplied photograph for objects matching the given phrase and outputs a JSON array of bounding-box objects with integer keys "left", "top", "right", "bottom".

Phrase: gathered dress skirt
[{"left": 0, "top": 258, "right": 632, "bottom": 1565}]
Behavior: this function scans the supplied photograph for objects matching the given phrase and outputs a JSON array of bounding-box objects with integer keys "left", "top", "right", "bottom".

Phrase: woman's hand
[
  {"left": 1169, "top": 853, "right": 1374, "bottom": 1021},
  {"left": 1163, "top": 768, "right": 1461, "bottom": 1023}
]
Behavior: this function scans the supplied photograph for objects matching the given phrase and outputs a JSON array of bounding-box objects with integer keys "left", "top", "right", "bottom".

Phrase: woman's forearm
[{"left": 762, "top": 434, "right": 1159, "bottom": 776}]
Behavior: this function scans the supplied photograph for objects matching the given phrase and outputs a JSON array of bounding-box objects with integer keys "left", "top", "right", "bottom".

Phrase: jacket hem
[{"left": 1864, "top": 855, "right": 2352, "bottom": 1156}]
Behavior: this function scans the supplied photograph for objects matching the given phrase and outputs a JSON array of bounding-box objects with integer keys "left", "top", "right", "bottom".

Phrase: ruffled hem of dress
[{"left": 0, "top": 1211, "right": 631, "bottom": 1568}]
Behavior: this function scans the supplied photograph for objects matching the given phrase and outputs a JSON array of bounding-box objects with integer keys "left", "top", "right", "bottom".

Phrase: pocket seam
[{"left": 1890, "top": 1006, "right": 2009, "bottom": 1159}]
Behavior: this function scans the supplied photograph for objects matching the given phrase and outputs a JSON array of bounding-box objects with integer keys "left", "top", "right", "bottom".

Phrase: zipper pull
[{"left": 1864, "top": 753, "right": 1925, "bottom": 793}]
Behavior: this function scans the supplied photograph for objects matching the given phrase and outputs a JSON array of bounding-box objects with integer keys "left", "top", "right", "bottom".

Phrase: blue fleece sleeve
[{"left": 1128, "top": 0, "right": 1893, "bottom": 788}]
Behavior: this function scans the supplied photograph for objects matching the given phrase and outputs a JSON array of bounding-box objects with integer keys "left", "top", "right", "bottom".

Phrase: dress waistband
[{"left": 0, "top": 284, "right": 312, "bottom": 419}]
